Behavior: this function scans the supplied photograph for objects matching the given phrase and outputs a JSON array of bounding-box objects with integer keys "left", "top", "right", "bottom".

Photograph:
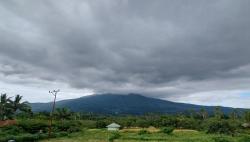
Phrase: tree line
[{"left": 0, "top": 94, "right": 31, "bottom": 120}]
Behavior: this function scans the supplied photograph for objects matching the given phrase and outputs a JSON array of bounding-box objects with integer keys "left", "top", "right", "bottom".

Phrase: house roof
[
  {"left": 242, "top": 123, "right": 250, "bottom": 128},
  {"left": 106, "top": 123, "right": 121, "bottom": 128}
]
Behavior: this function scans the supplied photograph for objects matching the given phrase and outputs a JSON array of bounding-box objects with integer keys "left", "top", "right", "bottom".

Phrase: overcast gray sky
[{"left": 0, "top": 0, "right": 250, "bottom": 108}]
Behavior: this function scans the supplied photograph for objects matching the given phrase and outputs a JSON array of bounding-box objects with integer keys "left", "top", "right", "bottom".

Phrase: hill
[{"left": 31, "top": 93, "right": 244, "bottom": 114}]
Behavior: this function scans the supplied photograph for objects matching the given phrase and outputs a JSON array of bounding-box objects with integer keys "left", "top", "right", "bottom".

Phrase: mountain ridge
[{"left": 31, "top": 93, "right": 246, "bottom": 115}]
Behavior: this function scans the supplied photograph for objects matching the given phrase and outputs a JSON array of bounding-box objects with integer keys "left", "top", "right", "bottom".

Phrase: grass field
[{"left": 41, "top": 128, "right": 250, "bottom": 142}]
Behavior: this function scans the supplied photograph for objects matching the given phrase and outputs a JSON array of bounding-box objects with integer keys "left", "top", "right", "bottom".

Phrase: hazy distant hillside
[{"left": 31, "top": 93, "right": 244, "bottom": 115}]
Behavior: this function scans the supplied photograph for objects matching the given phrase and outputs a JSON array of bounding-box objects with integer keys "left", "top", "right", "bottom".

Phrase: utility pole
[{"left": 48, "top": 89, "right": 60, "bottom": 138}]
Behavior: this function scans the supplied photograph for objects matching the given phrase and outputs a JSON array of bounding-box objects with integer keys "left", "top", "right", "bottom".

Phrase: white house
[
  {"left": 106, "top": 123, "right": 121, "bottom": 131},
  {"left": 242, "top": 123, "right": 250, "bottom": 128}
]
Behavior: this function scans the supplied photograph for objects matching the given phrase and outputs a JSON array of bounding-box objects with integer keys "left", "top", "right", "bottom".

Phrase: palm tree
[
  {"left": 54, "top": 107, "right": 72, "bottom": 121},
  {"left": 0, "top": 94, "right": 13, "bottom": 120},
  {"left": 10, "top": 94, "right": 31, "bottom": 113},
  {"left": 0, "top": 94, "right": 31, "bottom": 120}
]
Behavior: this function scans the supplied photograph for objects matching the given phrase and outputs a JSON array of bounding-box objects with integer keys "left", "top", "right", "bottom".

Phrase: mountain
[{"left": 31, "top": 93, "right": 245, "bottom": 115}]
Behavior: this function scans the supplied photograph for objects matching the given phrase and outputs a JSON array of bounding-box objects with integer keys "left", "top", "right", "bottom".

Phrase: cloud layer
[{"left": 0, "top": 0, "right": 250, "bottom": 107}]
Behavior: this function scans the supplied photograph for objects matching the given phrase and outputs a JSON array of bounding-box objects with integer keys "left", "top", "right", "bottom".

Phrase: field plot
[{"left": 41, "top": 129, "right": 249, "bottom": 142}]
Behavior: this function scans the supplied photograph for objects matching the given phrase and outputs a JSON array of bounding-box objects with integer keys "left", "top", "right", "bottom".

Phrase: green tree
[
  {"left": 229, "top": 109, "right": 238, "bottom": 121},
  {"left": 71, "top": 112, "right": 81, "bottom": 120},
  {"left": 10, "top": 94, "right": 31, "bottom": 113},
  {"left": 54, "top": 107, "right": 72, "bottom": 121},
  {"left": 199, "top": 108, "right": 208, "bottom": 120},
  {"left": 96, "top": 120, "right": 107, "bottom": 128},
  {"left": 0, "top": 94, "right": 13, "bottom": 120},
  {"left": 161, "top": 127, "right": 174, "bottom": 134},
  {"left": 214, "top": 106, "right": 223, "bottom": 119},
  {"left": 244, "top": 111, "right": 250, "bottom": 122},
  {"left": 207, "top": 120, "right": 236, "bottom": 135},
  {"left": 188, "top": 109, "right": 196, "bottom": 119},
  {"left": 0, "top": 94, "right": 31, "bottom": 120},
  {"left": 136, "top": 119, "right": 150, "bottom": 128}
]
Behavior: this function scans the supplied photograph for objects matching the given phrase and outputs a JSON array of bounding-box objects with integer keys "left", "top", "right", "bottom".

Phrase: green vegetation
[
  {"left": 0, "top": 94, "right": 31, "bottom": 120},
  {"left": 138, "top": 129, "right": 150, "bottom": 135},
  {"left": 161, "top": 126, "right": 174, "bottom": 134},
  {"left": 206, "top": 119, "right": 236, "bottom": 135},
  {"left": 40, "top": 129, "right": 250, "bottom": 142},
  {"left": 108, "top": 131, "right": 121, "bottom": 142},
  {"left": 0, "top": 119, "right": 82, "bottom": 142}
]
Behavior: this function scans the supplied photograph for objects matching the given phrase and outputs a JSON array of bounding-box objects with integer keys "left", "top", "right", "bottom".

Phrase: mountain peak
[{"left": 31, "top": 93, "right": 243, "bottom": 115}]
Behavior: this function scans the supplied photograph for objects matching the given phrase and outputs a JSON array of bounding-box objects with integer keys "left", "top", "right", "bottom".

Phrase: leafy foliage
[
  {"left": 161, "top": 127, "right": 174, "bottom": 134},
  {"left": 206, "top": 120, "right": 236, "bottom": 135},
  {"left": 0, "top": 94, "right": 30, "bottom": 120},
  {"left": 17, "top": 120, "right": 49, "bottom": 134},
  {"left": 238, "top": 136, "right": 250, "bottom": 142},
  {"left": 96, "top": 120, "right": 107, "bottom": 128},
  {"left": 108, "top": 132, "right": 121, "bottom": 142},
  {"left": 54, "top": 107, "right": 72, "bottom": 121},
  {"left": 244, "top": 111, "right": 250, "bottom": 122},
  {"left": 0, "top": 94, "right": 13, "bottom": 120},
  {"left": 213, "top": 137, "right": 232, "bottom": 142},
  {"left": 138, "top": 129, "right": 150, "bottom": 135},
  {"left": 55, "top": 120, "right": 82, "bottom": 133}
]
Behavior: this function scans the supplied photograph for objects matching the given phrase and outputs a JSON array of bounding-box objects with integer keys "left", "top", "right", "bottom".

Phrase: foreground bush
[
  {"left": 0, "top": 132, "right": 68, "bottom": 142},
  {"left": 17, "top": 120, "right": 48, "bottom": 134},
  {"left": 0, "top": 119, "right": 75, "bottom": 142},
  {"left": 177, "top": 118, "right": 201, "bottom": 130},
  {"left": 55, "top": 120, "right": 81, "bottom": 133},
  {"left": 0, "top": 125, "right": 24, "bottom": 135},
  {"left": 79, "top": 120, "right": 96, "bottom": 128},
  {"left": 161, "top": 127, "right": 174, "bottom": 134},
  {"left": 0, "top": 133, "right": 43, "bottom": 142},
  {"left": 138, "top": 129, "right": 150, "bottom": 135},
  {"left": 206, "top": 120, "right": 236, "bottom": 135},
  {"left": 96, "top": 120, "right": 107, "bottom": 128},
  {"left": 213, "top": 137, "right": 232, "bottom": 142},
  {"left": 238, "top": 136, "right": 250, "bottom": 142},
  {"left": 108, "top": 132, "right": 121, "bottom": 142}
]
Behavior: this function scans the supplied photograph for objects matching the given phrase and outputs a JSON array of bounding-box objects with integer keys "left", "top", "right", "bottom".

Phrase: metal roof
[{"left": 106, "top": 123, "right": 121, "bottom": 128}]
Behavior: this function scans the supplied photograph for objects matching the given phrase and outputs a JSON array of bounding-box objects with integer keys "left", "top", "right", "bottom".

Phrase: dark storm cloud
[{"left": 0, "top": 0, "right": 250, "bottom": 98}]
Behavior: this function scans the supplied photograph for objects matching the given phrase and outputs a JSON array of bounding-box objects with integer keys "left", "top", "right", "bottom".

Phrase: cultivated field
[{"left": 41, "top": 128, "right": 250, "bottom": 142}]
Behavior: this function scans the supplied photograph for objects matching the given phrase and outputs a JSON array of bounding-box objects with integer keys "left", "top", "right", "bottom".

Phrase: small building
[
  {"left": 106, "top": 123, "right": 121, "bottom": 131},
  {"left": 242, "top": 123, "right": 250, "bottom": 128}
]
